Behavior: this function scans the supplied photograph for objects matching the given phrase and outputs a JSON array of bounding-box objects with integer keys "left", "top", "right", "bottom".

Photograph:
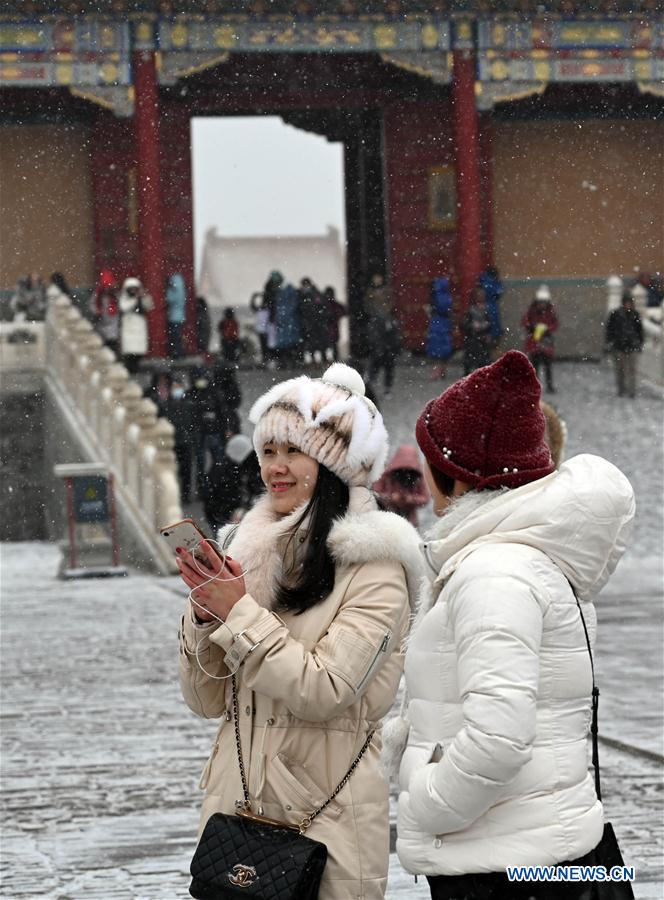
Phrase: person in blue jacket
[
  {"left": 478, "top": 266, "right": 504, "bottom": 353},
  {"left": 425, "top": 277, "right": 454, "bottom": 380},
  {"left": 166, "top": 272, "right": 187, "bottom": 358},
  {"left": 274, "top": 279, "right": 301, "bottom": 368}
]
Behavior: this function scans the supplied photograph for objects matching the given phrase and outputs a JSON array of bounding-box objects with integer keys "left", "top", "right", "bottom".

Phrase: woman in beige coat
[{"left": 177, "top": 363, "right": 422, "bottom": 899}]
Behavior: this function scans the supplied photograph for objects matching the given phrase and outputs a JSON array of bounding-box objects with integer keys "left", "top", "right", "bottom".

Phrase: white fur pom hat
[{"left": 249, "top": 363, "right": 389, "bottom": 487}]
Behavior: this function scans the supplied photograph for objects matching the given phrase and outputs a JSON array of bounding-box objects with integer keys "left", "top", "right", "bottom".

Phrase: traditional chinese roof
[
  {"left": 0, "top": 1, "right": 661, "bottom": 17},
  {"left": 2, "top": 0, "right": 661, "bottom": 107}
]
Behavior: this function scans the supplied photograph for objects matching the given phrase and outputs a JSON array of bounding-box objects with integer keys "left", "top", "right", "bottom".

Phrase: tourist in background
[
  {"left": 635, "top": 271, "right": 663, "bottom": 308},
  {"left": 270, "top": 272, "right": 301, "bottom": 369},
  {"left": 478, "top": 265, "right": 504, "bottom": 356},
  {"left": 363, "top": 272, "right": 391, "bottom": 317},
  {"left": 522, "top": 284, "right": 559, "bottom": 394},
  {"left": 211, "top": 361, "right": 242, "bottom": 436},
  {"left": 144, "top": 370, "right": 172, "bottom": 410},
  {"left": 195, "top": 295, "right": 211, "bottom": 357},
  {"left": 160, "top": 375, "right": 195, "bottom": 503},
  {"left": 190, "top": 368, "right": 230, "bottom": 498},
  {"left": 90, "top": 269, "right": 120, "bottom": 355},
  {"left": 605, "top": 291, "right": 643, "bottom": 398},
  {"left": 367, "top": 305, "right": 403, "bottom": 400},
  {"left": 298, "top": 277, "right": 328, "bottom": 366},
  {"left": 323, "top": 285, "right": 346, "bottom": 361},
  {"left": 218, "top": 307, "right": 241, "bottom": 363},
  {"left": 165, "top": 272, "right": 187, "bottom": 359},
  {"left": 202, "top": 433, "right": 256, "bottom": 532},
  {"left": 11, "top": 272, "right": 46, "bottom": 322},
  {"left": 425, "top": 277, "right": 454, "bottom": 380},
  {"left": 45, "top": 272, "right": 71, "bottom": 320},
  {"left": 118, "top": 276, "right": 153, "bottom": 375},
  {"left": 250, "top": 290, "right": 270, "bottom": 365},
  {"left": 47, "top": 272, "right": 71, "bottom": 301},
  {"left": 372, "top": 445, "right": 429, "bottom": 527},
  {"left": 462, "top": 286, "right": 492, "bottom": 374}
]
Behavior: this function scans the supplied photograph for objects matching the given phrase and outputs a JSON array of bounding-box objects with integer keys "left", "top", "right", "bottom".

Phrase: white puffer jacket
[{"left": 396, "top": 454, "right": 635, "bottom": 876}]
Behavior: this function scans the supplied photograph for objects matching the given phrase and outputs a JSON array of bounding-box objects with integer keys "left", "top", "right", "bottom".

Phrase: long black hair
[{"left": 274, "top": 464, "right": 350, "bottom": 615}]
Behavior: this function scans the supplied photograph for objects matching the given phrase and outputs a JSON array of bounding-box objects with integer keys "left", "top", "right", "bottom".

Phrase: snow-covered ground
[{"left": 1, "top": 359, "right": 662, "bottom": 898}]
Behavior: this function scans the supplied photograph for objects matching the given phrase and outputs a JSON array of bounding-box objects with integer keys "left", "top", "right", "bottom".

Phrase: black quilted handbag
[
  {"left": 189, "top": 810, "right": 326, "bottom": 899},
  {"left": 189, "top": 674, "right": 374, "bottom": 900}
]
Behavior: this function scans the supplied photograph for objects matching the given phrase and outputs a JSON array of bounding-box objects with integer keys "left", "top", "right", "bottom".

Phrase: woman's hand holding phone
[{"left": 176, "top": 539, "right": 247, "bottom": 622}]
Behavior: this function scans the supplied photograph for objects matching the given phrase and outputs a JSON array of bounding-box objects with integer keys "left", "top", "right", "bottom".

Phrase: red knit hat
[{"left": 416, "top": 350, "right": 555, "bottom": 490}]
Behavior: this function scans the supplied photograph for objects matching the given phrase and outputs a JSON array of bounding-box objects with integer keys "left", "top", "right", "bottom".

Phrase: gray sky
[{"left": 191, "top": 117, "right": 346, "bottom": 277}]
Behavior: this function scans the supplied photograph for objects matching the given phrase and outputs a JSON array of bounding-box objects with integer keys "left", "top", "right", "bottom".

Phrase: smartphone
[{"left": 160, "top": 518, "right": 222, "bottom": 562}]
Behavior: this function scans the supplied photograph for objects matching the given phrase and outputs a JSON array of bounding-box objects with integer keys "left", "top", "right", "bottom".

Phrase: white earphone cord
[{"left": 187, "top": 538, "right": 255, "bottom": 681}]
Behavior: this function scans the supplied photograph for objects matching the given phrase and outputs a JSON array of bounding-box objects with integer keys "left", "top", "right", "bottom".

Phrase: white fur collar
[{"left": 219, "top": 486, "right": 423, "bottom": 611}]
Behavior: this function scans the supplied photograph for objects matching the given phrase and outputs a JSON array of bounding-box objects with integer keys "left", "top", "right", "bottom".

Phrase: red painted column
[
  {"left": 452, "top": 49, "right": 483, "bottom": 311},
  {"left": 479, "top": 116, "right": 495, "bottom": 270},
  {"left": 133, "top": 49, "right": 167, "bottom": 357}
]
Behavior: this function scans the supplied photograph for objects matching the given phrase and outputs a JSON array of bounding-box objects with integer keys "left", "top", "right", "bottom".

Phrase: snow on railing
[{"left": 44, "top": 294, "right": 182, "bottom": 572}]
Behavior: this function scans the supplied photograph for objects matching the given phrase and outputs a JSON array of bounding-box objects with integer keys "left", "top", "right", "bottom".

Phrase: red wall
[
  {"left": 383, "top": 99, "right": 456, "bottom": 350},
  {"left": 91, "top": 102, "right": 196, "bottom": 347},
  {"left": 91, "top": 113, "right": 138, "bottom": 282}
]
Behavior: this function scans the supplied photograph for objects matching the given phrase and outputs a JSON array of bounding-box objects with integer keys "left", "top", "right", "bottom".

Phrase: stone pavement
[{"left": 1, "top": 542, "right": 662, "bottom": 899}]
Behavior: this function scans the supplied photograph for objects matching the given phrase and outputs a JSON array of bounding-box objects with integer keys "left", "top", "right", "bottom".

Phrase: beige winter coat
[{"left": 179, "top": 487, "right": 422, "bottom": 899}]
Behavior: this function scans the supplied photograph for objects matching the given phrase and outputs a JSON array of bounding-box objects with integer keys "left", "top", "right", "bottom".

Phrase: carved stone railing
[{"left": 44, "top": 294, "right": 182, "bottom": 573}]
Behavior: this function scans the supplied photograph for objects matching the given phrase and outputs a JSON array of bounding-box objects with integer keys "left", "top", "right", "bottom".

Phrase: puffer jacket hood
[{"left": 421, "top": 454, "right": 635, "bottom": 600}]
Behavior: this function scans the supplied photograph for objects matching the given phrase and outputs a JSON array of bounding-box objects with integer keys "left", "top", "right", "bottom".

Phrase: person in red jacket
[
  {"left": 372, "top": 444, "right": 429, "bottom": 526},
  {"left": 90, "top": 268, "right": 120, "bottom": 354},
  {"left": 522, "top": 284, "right": 559, "bottom": 393},
  {"left": 218, "top": 307, "right": 240, "bottom": 362}
]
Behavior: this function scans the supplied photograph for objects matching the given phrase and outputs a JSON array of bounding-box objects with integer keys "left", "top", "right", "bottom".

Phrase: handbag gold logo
[{"left": 228, "top": 863, "right": 258, "bottom": 887}]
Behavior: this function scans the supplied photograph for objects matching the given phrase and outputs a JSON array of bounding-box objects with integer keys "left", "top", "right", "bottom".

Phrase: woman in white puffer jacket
[{"left": 395, "top": 351, "right": 635, "bottom": 900}]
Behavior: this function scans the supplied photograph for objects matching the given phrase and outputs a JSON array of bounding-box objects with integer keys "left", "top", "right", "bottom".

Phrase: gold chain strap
[{"left": 230, "top": 675, "right": 374, "bottom": 834}]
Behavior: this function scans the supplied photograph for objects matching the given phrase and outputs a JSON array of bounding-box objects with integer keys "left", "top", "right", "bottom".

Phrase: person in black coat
[
  {"left": 190, "top": 368, "right": 238, "bottom": 497},
  {"left": 605, "top": 292, "right": 644, "bottom": 398},
  {"left": 211, "top": 362, "right": 241, "bottom": 434},
  {"left": 323, "top": 286, "right": 346, "bottom": 361},
  {"left": 298, "top": 277, "right": 328, "bottom": 365},
  {"left": 366, "top": 306, "right": 403, "bottom": 399},
  {"left": 203, "top": 433, "right": 264, "bottom": 532},
  {"left": 462, "top": 287, "right": 493, "bottom": 375},
  {"left": 195, "top": 295, "right": 211, "bottom": 356},
  {"left": 144, "top": 371, "right": 173, "bottom": 410},
  {"left": 160, "top": 376, "right": 195, "bottom": 503}
]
